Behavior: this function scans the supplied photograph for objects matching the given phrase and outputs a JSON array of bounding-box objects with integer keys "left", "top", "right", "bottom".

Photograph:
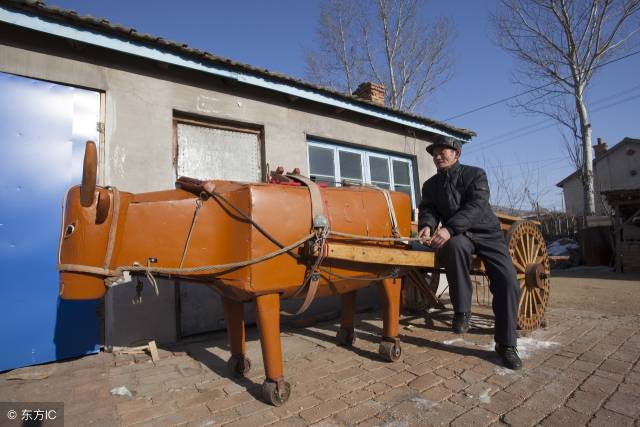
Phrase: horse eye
[{"left": 64, "top": 224, "right": 75, "bottom": 237}]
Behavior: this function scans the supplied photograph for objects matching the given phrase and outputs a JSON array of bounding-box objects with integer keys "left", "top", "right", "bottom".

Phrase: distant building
[{"left": 557, "top": 137, "right": 640, "bottom": 216}]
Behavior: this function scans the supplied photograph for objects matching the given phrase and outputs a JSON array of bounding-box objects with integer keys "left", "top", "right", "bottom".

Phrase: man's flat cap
[{"left": 426, "top": 136, "right": 462, "bottom": 155}]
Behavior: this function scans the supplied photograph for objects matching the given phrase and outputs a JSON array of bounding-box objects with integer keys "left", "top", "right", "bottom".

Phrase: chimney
[
  {"left": 593, "top": 137, "right": 608, "bottom": 159},
  {"left": 353, "top": 82, "right": 385, "bottom": 106}
]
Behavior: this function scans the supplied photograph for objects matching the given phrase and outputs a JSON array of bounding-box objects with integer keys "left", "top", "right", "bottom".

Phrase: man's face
[{"left": 431, "top": 146, "right": 459, "bottom": 171}]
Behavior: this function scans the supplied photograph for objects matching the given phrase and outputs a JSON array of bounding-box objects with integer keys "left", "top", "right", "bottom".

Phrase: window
[
  {"left": 175, "top": 118, "right": 262, "bottom": 182},
  {"left": 307, "top": 140, "right": 417, "bottom": 208}
]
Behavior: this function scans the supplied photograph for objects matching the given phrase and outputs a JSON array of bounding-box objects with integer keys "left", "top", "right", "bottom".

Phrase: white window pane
[
  {"left": 369, "top": 157, "right": 389, "bottom": 183},
  {"left": 177, "top": 124, "right": 260, "bottom": 182},
  {"left": 309, "top": 145, "right": 335, "bottom": 177},
  {"left": 339, "top": 150, "right": 363, "bottom": 181},
  {"left": 393, "top": 160, "right": 411, "bottom": 185}
]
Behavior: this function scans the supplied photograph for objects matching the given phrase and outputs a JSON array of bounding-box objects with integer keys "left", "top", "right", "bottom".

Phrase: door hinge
[{"left": 96, "top": 122, "right": 105, "bottom": 133}]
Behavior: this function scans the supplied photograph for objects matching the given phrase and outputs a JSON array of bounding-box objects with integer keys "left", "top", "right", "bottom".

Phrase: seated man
[{"left": 418, "top": 136, "right": 522, "bottom": 370}]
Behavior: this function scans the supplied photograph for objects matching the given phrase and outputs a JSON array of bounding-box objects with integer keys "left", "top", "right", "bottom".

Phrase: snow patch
[
  {"left": 410, "top": 397, "right": 438, "bottom": 411},
  {"left": 443, "top": 338, "right": 476, "bottom": 346},
  {"left": 479, "top": 388, "right": 492, "bottom": 403},
  {"left": 110, "top": 386, "right": 133, "bottom": 398}
]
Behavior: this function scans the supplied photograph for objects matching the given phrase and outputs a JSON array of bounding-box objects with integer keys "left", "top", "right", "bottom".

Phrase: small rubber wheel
[
  {"left": 379, "top": 340, "right": 402, "bottom": 362},
  {"left": 336, "top": 327, "right": 356, "bottom": 346},
  {"left": 227, "top": 355, "right": 251, "bottom": 378},
  {"left": 262, "top": 380, "right": 291, "bottom": 406}
]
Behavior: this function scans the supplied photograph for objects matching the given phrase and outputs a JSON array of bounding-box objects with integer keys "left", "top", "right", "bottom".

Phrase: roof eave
[{"left": 0, "top": 2, "right": 474, "bottom": 141}]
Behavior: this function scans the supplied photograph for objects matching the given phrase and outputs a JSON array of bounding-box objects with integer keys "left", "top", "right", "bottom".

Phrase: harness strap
[
  {"left": 285, "top": 174, "right": 329, "bottom": 228},
  {"left": 283, "top": 174, "right": 331, "bottom": 315}
]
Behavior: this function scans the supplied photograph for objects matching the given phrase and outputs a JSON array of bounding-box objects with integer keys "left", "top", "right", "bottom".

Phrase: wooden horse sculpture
[{"left": 58, "top": 141, "right": 412, "bottom": 405}]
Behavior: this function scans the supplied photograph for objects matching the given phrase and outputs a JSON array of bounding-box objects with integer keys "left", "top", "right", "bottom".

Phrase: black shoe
[
  {"left": 495, "top": 344, "right": 523, "bottom": 370},
  {"left": 452, "top": 312, "right": 470, "bottom": 334}
]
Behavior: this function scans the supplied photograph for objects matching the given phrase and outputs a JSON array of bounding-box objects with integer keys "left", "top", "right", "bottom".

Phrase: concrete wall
[
  {"left": 561, "top": 141, "right": 640, "bottom": 216},
  {"left": 1, "top": 40, "right": 441, "bottom": 345}
]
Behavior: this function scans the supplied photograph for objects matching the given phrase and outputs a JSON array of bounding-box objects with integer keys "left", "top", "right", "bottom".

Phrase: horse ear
[{"left": 80, "top": 141, "right": 97, "bottom": 207}]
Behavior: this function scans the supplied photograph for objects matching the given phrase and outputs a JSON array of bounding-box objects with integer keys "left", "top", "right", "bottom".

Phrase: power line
[
  {"left": 464, "top": 91, "right": 640, "bottom": 154},
  {"left": 445, "top": 49, "right": 640, "bottom": 121},
  {"left": 464, "top": 83, "right": 640, "bottom": 154}
]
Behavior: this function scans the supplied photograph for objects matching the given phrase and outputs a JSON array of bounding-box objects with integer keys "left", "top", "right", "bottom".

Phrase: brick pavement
[{"left": 1, "top": 304, "right": 639, "bottom": 426}]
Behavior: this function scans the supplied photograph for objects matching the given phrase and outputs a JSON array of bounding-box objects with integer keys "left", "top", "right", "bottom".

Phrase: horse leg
[
  {"left": 379, "top": 278, "right": 402, "bottom": 362},
  {"left": 337, "top": 291, "right": 357, "bottom": 346},
  {"left": 255, "top": 293, "right": 290, "bottom": 406},
  {"left": 222, "top": 297, "right": 251, "bottom": 377}
]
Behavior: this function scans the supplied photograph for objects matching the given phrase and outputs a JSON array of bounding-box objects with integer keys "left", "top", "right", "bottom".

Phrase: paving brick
[
  {"left": 381, "top": 371, "right": 416, "bottom": 388},
  {"left": 119, "top": 402, "right": 177, "bottom": 426},
  {"left": 580, "top": 373, "right": 619, "bottom": 395},
  {"left": 365, "top": 382, "right": 391, "bottom": 396},
  {"left": 420, "top": 385, "right": 453, "bottom": 402},
  {"left": 334, "top": 399, "right": 384, "bottom": 425},
  {"left": 540, "top": 407, "right": 590, "bottom": 427},
  {"left": 224, "top": 410, "right": 278, "bottom": 427},
  {"left": 565, "top": 389, "right": 609, "bottom": 415},
  {"left": 588, "top": 408, "right": 634, "bottom": 427},
  {"left": 461, "top": 368, "right": 490, "bottom": 384},
  {"left": 407, "top": 361, "right": 435, "bottom": 376},
  {"left": 416, "top": 400, "right": 465, "bottom": 425},
  {"left": 480, "top": 390, "right": 524, "bottom": 415},
  {"left": 570, "top": 359, "right": 599, "bottom": 373},
  {"left": 599, "top": 358, "right": 632, "bottom": 375},
  {"left": 269, "top": 416, "right": 308, "bottom": 427},
  {"left": 502, "top": 404, "right": 544, "bottom": 426},
  {"left": 604, "top": 390, "right": 640, "bottom": 418},
  {"left": 544, "top": 354, "right": 576, "bottom": 369},
  {"left": 442, "top": 378, "right": 470, "bottom": 392},
  {"left": 451, "top": 407, "right": 498, "bottom": 427},
  {"left": 340, "top": 389, "right": 375, "bottom": 406},
  {"left": 299, "top": 399, "right": 349, "bottom": 424},
  {"left": 206, "top": 391, "right": 253, "bottom": 412},
  {"left": 131, "top": 403, "right": 211, "bottom": 427},
  {"left": 408, "top": 372, "right": 443, "bottom": 391},
  {"left": 374, "top": 385, "right": 417, "bottom": 406}
]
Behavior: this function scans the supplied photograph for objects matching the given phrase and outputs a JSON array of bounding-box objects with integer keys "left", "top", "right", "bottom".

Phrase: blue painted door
[{"left": 0, "top": 72, "right": 101, "bottom": 371}]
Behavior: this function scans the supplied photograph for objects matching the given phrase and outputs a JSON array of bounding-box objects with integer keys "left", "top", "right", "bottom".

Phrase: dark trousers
[{"left": 438, "top": 232, "right": 520, "bottom": 347}]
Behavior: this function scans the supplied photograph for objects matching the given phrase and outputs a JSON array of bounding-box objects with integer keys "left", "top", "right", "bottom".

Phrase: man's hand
[
  {"left": 428, "top": 227, "right": 451, "bottom": 249},
  {"left": 418, "top": 226, "right": 431, "bottom": 245}
]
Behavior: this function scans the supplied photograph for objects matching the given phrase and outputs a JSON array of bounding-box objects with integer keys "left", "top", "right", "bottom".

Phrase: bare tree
[
  {"left": 305, "top": 0, "right": 455, "bottom": 113},
  {"left": 481, "top": 154, "right": 552, "bottom": 216},
  {"left": 306, "top": 0, "right": 363, "bottom": 93},
  {"left": 492, "top": 0, "right": 640, "bottom": 217}
]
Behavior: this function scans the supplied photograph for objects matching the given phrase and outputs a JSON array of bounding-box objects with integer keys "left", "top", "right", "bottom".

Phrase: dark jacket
[{"left": 418, "top": 162, "right": 500, "bottom": 236}]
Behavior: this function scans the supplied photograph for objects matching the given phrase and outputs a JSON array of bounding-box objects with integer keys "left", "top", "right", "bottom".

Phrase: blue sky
[{"left": 47, "top": 0, "right": 640, "bottom": 210}]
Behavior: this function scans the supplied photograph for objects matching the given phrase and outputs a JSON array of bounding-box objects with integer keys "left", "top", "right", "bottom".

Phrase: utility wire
[
  {"left": 445, "top": 49, "right": 640, "bottom": 121},
  {"left": 464, "top": 91, "right": 640, "bottom": 154}
]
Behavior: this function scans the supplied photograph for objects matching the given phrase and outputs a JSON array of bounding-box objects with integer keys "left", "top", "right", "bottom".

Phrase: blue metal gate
[{"left": 0, "top": 72, "right": 101, "bottom": 371}]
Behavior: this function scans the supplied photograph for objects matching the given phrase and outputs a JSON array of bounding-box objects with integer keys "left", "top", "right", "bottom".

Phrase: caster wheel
[
  {"left": 227, "top": 355, "right": 251, "bottom": 378},
  {"left": 379, "top": 340, "right": 402, "bottom": 362},
  {"left": 336, "top": 327, "right": 356, "bottom": 346},
  {"left": 262, "top": 380, "right": 291, "bottom": 406}
]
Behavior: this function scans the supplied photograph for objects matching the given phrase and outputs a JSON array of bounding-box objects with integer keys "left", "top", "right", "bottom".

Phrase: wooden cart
[{"left": 321, "top": 212, "right": 551, "bottom": 331}]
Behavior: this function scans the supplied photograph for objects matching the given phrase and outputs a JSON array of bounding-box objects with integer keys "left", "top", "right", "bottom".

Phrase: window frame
[{"left": 307, "top": 140, "right": 417, "bottom": 209}]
